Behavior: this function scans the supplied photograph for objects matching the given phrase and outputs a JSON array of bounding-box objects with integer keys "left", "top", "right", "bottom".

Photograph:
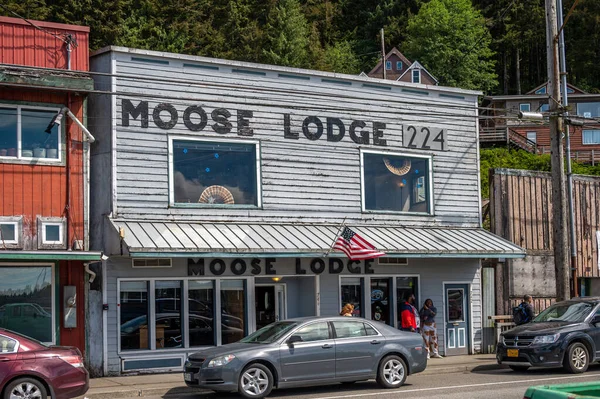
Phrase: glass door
[{"left": 370, "top": 278, "right": 391, "bottom": 325}]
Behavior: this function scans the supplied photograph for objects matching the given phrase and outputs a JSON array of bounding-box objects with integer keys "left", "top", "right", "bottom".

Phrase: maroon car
[{"left": 0, "top": 329, "right": 88, "bottom": 399}]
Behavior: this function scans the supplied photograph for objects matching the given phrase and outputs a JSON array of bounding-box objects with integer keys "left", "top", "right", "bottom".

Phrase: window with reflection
[
  {"left": 221, "top": 280, "right": 246, "bottom": 344},
  {"left": 189, "top": 280, "right": 215, "bottom": 346},
  {"left": 155, "top": 281, "right": 182, "bottom": 349},
  {"left": 363, "top": 152, "right": 431, "bottom": 213},
  {"left": 577, "top": 102, "right": 600, "bottom": 118},
  {"left": 371, "top": 278, "right": 391, "bottom": 325},
  {"left": 0, "top": 267, "right": 53, "bottom": 343},
  {"left": 120, "top": 281, "right": 149, "bottom": 350},
  {"left": 340, "top": 277, "right": 363, "bottom": 317},
  {"left": 0, "top": 107, "right": 60, "bottom": 160},
  {"left": 172, "top": 140, "right": 258, "bottom": 206}
]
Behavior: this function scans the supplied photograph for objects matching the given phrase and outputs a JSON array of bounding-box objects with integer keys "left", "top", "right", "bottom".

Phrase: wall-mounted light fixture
[
  {"left": 272, "top": 277, "right": 282, "bottom": 282},
  {"left": 46, "top": 107, "right": 96, "bottom": 143}
]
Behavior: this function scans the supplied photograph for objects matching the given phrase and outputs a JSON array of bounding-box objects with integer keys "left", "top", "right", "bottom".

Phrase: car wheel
[
  {"left": 238, "top": 363, "right": 273, "bottom": 399},
  {"left": 4, "top": 378, "right": 47, "bottom": 399},
  {"left": 509, "top": 365, "right": 529, "bottom": 372},
  {"left": 563, "top": 342, "right": 589, "bottom": 374},
  {"left": 376, "top": 355, "right": 407, "bottom": 389}
]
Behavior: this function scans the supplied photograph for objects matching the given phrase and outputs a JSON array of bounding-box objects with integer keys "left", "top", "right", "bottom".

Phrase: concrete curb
[{"left": 82, "top": 363, "right": 505, "bottom": 399}]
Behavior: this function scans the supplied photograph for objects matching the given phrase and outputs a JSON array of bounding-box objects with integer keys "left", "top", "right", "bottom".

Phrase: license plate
[
  {"left": 184, "top": 373, "right": 193, "bottom": 382},
  {"left": 507, "top": 349, "right": 519, "bottom": 357}
]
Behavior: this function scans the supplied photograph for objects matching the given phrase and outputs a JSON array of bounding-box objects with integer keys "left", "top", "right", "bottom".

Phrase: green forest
[{"left": 2, "top": 0, "right": 600, "bottom": 95}]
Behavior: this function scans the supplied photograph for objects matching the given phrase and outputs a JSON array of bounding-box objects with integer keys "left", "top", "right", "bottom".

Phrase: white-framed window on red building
[{"left": 0, "top": 105, "right": 62, "bottom": 162}]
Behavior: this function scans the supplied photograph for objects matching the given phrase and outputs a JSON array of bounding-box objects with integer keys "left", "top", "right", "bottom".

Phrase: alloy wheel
[
  {"left": 383, "top": 358, "right": 405, "bottom": 385},
  {"left": 241, "top": 367, "right": 269, "bottom": 396},
  {"left": 9, "top": 383, "right": 42, "bottom": 399},
  {"left": 572, "top": 346, "right": 587, "bottom": 370}
]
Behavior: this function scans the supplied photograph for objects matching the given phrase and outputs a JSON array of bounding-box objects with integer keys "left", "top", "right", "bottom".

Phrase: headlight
[
  {"left": 533, "top": 334, "right": 560, "bottom": 344},
  {"left": 207, "top": 354, "right": 236, "bottom": 368}
]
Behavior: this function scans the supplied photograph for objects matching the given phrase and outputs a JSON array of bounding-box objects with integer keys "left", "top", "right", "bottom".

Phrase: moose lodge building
[{"left": 88, "top": 47, "right": 524, "bottom": 375}]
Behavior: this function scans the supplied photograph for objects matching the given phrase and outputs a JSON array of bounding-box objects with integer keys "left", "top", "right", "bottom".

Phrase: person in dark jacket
[
  {"left": 399, "top": 294, "right": 419, "bottom": 332},
  {"left": 520, "top": 295, "right": 535, "bottom": 323}
]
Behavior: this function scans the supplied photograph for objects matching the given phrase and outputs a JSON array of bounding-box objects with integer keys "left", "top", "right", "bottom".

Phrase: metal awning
[
  {"left": 111, "top": 220, "right": 525, "bottom": 259},
  {"left": 0, "top": 250, "right": 104, "bottom": 261}
]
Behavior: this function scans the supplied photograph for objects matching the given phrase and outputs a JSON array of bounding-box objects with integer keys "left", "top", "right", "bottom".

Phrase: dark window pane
[
  {"left": 155, "top": 281, "right": 182, "bottom": 349},
  {"left": 364, "top": 153, "right": 430, "bottom": 213},
  {"left": 0, "top": 224, "right": 15, "bottom": 241},
  {"left": 189, "top": 280, "right": 215, "bottom": 347},
  {"left": 0, "top": 267, "right": 53, "bottom": 342},
  {"left": 221, "top": 280, "right": 245, "bottom": 344},
  {"left": 371, "top": 278, "right": 391, "bottom": 325},
  {"left": 447, "top": 289, "right": 464, "bottom": 322},
  {"left": 173, "top": 140, "right": 257, "bottom": 205},
  {"left": 120, "top": 281, "right": 149, "bottom": 350},
  {"left": 21, "top": 109, "right": 59, "bottom": 159},
  {"left": 396, "top": 276, "right": 419, "bottom": 320},
  {"left": 45, "top": 225, "right": 60, "bottom": 242},
  {"left": 340, "top": 277, "right": 362, "bottom": 317},
  {"left": 0, "top": 108, "right": 17, "bottom": 157},
  {"left": 365, "top": 323, "right": 378, "bottom": 336}
]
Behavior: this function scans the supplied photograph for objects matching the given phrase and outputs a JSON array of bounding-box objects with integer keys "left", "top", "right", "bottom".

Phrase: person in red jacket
[{"left": 400, "top": 294, "right": 419, "bottom": 332}]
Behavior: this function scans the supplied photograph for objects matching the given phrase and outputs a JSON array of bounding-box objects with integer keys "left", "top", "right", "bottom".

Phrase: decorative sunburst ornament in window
[
  {"left": 199, "top": 185, "right": 235, "bottom": 204},
  {"left": 383, "top": 157, "right": 411, "bottom": 176}
]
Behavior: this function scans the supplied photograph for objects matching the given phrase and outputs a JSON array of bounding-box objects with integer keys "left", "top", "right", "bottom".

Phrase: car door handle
[
  {"left": 0, "top": 357, "right": 11, "bottom": 362},
  {"left": 322, "top": 344, "right": 333, "bottom": 349},
  {"left": 371, "top": 340, "right": 381, "bottom": 345}
]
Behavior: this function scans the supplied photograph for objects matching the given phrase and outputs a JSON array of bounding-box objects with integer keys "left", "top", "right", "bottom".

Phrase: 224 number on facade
[{"left": 403, "top": 125, "right": 446, "bottom": 151}]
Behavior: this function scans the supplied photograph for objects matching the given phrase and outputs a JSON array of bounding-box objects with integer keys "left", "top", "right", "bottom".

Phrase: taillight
[{"left": 60, "top": 355, "right": 84, "bottom": 368}]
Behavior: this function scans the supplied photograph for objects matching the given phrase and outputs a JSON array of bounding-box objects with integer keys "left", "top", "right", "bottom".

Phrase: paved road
[{"left": 155, "top": 365, "right": 600, "bottom": 399}]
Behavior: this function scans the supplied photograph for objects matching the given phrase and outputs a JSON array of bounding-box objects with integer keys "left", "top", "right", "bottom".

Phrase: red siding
[
  {"left": 0, "top": 16, "right": 89, "bottom": 71},
  {"left": 59, "top": 260, "right": 86, "bottom": 353},
  {"left": 512, "top": 125, "right": 600, "bottom": 155}
]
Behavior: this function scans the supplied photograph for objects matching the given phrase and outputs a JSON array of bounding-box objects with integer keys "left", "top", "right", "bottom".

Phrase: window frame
[
  {"left": 331, "top": 320, "right": 383, "bottom": 340},
  {"left": 360, "top": 149, "right": 434, "bottom": 215},
  {"left": 577, "top": 103, "right": 600, "bottom": 118},
  {"left": 0, "top": 217, "right": 23, "bottom": 249},
  {"left": 37, "top": 217, "right": 66, "bottom": 249},
  {"left": 412, "top": 69, "right": 421, "bottom": 84},
  {"left": 396, "top": 61, "right": 403, "bottom": 71},
  {"left": 168, "top": 136, "right": 262, "bottom": 208},
  {"left": 385, "top": 61, "right": 392, "bottom": 70},
  {"left": 0, "top": 104, "right": 63, "bottom": 164},
  {"left": 519, "top": 103, "right": 531, "bottom": 112},
  {"left": 582, "top": 129, "right": 600, "bottom": 145},
  {"left": 526, "top": 131, "right": 537, "bottom": 144}
]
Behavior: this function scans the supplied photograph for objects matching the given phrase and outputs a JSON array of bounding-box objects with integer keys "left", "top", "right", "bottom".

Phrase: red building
[{"left": 0, "top": 16, "right": 101, "bottom": 360}]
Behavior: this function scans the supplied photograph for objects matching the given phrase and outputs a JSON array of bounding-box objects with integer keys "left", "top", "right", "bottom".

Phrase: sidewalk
[{"left": 79, "top": 354, "right": 502, "bottom": 399}]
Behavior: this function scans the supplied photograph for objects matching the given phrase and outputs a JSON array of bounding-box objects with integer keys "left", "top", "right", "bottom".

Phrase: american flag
[{"left": 333, "top": 227, "right": 386, "bottom": 260}]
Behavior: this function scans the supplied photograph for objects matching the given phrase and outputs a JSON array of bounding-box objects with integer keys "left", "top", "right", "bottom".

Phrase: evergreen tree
[
  {"left": 263, "top": 0, "right": 311, "bottom": 68},
  {"left": 404, "top": 0, "right": 497, "bottom": 92}
]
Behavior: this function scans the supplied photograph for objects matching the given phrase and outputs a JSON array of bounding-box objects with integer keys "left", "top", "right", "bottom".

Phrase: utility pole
[
  {"left": 545, "top": 0, "right": 570, "bottom": 301},
  {"left": 381, "top": 28, "right": 386, "bottom": 80},
  {"left": 557, "top": 0, "right": 578, "bottom": 297}
]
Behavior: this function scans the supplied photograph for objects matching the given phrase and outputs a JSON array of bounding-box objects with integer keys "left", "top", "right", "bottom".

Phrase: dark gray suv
[{"left": 184, "top": 316, "right": 427, "bottom": 398}]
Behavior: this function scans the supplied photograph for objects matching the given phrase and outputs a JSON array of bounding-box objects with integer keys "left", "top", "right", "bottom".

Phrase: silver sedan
[{"left": 184, "top": 316, "right": 428, "bottom": 398}]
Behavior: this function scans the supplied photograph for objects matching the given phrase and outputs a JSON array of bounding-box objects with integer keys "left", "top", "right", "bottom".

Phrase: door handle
[
  {"left": 371, "top": 340, "right": 381, "bottom": 345},
  {"left": 322, "top": 344, "right": 333, "bottom": 349},
  {"left": 0, "top": 357, "right": 11, "bottom": 362}
]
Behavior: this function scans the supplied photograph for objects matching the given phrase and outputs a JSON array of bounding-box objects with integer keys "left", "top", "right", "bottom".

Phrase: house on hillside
[
  {"left": 480, "top": 83, "right": 600, "bottom": 164},
  {"left": 0, "top": 16, "right": 102, "bottom": 371},
  {"left": 367, "top": 47, "right": 438, "bottom": 85}
]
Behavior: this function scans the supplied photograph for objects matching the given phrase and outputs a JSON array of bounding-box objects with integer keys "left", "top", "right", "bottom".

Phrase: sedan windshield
[
  {"left": 533, "top": 302, "right": 594, "bottom": 323},
  {"left": 240, "top": 321, "right": 298, "bottom": 344}
]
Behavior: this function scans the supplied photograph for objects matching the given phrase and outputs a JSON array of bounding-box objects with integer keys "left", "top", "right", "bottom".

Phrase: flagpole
[{"left": 323, "top": 217, "right": 347, "bottom": 257}]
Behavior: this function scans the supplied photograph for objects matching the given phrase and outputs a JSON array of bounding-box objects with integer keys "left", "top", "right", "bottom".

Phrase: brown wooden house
[
  {"left": 480, "top": 83, "right": 600, "bottom": 164},
  {"left": 367, "top": 47, "right": 438, "bottom": 85}
]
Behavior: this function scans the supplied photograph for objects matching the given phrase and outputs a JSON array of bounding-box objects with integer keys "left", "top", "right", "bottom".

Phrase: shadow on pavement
[{"left": 471, "top": 362, "right": 600, "bottom": 375}]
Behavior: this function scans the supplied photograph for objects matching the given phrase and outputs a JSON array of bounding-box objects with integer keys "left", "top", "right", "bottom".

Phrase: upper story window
[
  {"left": 385, "top": 61, "right": 392, "bottom": 70},
  {"left": 37, "top": 217, "right": 66, "bottom": 249},
  {"left": 0, "top": 217, "right": 22, "bottom": 248},
  {"left": 526, "top": 131, "right": 537, "bottom": 144},
  {"left": 519, "top": 103, "right": 531, "bottom": 112},
  {"left": 535, "top": 87, "right": 547, "bottom": 94},
  {"left": 540, "top": 104, "right": 549, "bottom": 112},
  {"left": 577, "top": 102, "right": 600, "bottom": 118},
  {"left": 412, "top": 69, "right": 421, "bottom": 84},
  {"left": 396, "top": 61, "right": 403, "bottom": 70},
  {"left": 170, "top": 138, "right": 260, "bottom": 207},
  {"left": 0, "top": 106, "right": 61, "bottom": 162},
  {"left": 582, "top": 130, "right": 600, "bottom": 145},
  {"left": 361, "top": 151, "right": 432, "bottom": 214}
]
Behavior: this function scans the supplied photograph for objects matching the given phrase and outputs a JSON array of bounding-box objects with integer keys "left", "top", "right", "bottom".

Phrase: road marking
[{"left": 307, "top": 372, "right": 600, "bottom": 399}]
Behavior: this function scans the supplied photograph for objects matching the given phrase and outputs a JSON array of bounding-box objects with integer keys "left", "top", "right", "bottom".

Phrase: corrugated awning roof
[{"left": 111, "top": 220, "right": 525, "bottom": 259}]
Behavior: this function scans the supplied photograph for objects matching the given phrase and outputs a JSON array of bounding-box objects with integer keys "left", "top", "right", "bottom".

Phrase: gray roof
[{"left": 110, "top": 220, "right": 525, "bottom": 259}]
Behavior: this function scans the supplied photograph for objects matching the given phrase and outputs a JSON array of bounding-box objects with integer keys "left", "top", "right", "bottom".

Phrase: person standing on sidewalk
[
  {"left": 400, "top": 294, "right": 419, "bottom": 332},
  {"left": 420, "top": 299, "right": 443, "bottom": 359}
]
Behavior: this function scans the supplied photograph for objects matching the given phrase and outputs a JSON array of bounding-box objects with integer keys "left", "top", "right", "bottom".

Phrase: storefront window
[
  {"left": 188, "top": 280, "right": 215, "bottom": 346},
  {"left": 396, "top": 277, "right": 419, "bottom": 325},
  {"left": 221, "top": 280, "right": 246, "bottom": 344},
  {"left": 171, "top": 139, "right": 258, "bottom": 206},
  {"left": 120, "top": 281, "right": 149, "bottom": 351},
  {"left": 0, "top": 267, "right": 52, "bottom": 343},
  {"left": 340, "top": 277, "right": 363, "bottom": 317},
  {"left": 155, "top": 281, "right": 182, "bottom": 349},
  {"left": 370, "top": 278, "right": 391, "bottom": 325},
  {"left": 363, "top": 152, "right": 431, "bottom": 213},
  {"left": 0, "top": 107, "right": 60, "bottom": 160}
]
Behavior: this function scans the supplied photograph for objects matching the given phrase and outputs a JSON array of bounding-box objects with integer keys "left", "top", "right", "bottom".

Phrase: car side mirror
[{"left": 287, "top": 335, "right": 303, "bottom": 345}]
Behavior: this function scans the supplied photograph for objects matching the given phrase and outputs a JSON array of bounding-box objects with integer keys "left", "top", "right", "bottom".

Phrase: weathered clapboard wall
[
  {"left": 90, "top": 47, "right": 481, "bottom": 229},
  {"left": 490, "top": 168, "right": 600, "bottom": 313}
]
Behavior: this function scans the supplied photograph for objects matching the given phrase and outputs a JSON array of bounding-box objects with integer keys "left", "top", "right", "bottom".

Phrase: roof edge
[{"left": 0, "top": 16, "right": 90, "bottom": 33}]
